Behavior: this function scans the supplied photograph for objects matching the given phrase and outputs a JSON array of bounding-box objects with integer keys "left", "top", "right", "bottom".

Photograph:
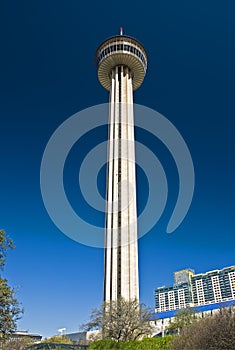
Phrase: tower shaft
[
  {"left": 95, "top": 33, "right": 147, "bottom": 304},
  {"left": 104, "top": 66, "right": 139, "bottom": 302}
]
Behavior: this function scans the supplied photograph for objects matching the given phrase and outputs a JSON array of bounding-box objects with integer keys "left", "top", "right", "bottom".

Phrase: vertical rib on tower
[{"left": 95, "top": 34, "right": 147, "bottom": 303}]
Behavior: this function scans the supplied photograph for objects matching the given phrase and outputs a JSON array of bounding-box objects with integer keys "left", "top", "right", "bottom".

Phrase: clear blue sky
[{"left": 1, "top": 0, "right": 235, "bottom": 338}]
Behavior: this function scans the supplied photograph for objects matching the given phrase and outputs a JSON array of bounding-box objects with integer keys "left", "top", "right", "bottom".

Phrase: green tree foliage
[
  {"left": 0, "top": 230, "right": 14, "bottom": 270},
  {"left": 135, "top": 337, "right": 173, "bottom": 350},
  {"left": 0, "top": 230, "right": 22, "bottom": 345},
  {"left": 171, "top": 306, "right": 235, "bottom": 350},
  {"left": 166, "top": 308, "right": 196, "bottom": 334},
  {"left": 88, "top": 339, "right": 121, "bottom": 349},
  {"left": 43, "top": 335, "right": 72, "bottom": 344},
  {"left": 88, "top": 336, "right": 173, "bottom": 349},
  {"left": 0, "top": 279, "right": 22, "bottom": 343},
  {"left": 83, "top": 297, "right": 153, "bottom": 342}
]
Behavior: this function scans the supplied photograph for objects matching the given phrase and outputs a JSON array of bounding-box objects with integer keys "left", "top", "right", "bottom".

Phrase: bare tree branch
[{"left": 81, "top": 297, "right": 153, "bottom": 341}]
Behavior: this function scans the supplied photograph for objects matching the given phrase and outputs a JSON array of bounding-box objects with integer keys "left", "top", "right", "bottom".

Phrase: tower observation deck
[{"left": 95, "top": 32, "right": 147, "bottom": 302}]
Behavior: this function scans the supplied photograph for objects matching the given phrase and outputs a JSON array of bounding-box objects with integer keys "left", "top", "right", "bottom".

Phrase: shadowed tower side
[{"left": 95, "top": 30, "right": 147, "bottom": 302}]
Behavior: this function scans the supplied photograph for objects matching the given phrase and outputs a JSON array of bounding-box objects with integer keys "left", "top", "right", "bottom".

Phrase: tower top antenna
[{"left": 120, "top": 27, "right": 123, "bottom": 35}]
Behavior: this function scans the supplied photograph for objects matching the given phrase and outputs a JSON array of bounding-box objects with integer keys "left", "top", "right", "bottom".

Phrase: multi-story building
[
  {"left": 155, "top": 282, "right": 192, "bottom": 312},
  {"left": 155, "top": 265, "right": 235, "bottom": 312},
  {"left": 191, "top": 266, "right": 235, "bottom": 306},
  {"left": 155, "top": 269, "right": 194, "bottom": 312}
]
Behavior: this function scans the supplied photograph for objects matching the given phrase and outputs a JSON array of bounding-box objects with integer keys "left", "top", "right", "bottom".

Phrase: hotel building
[{"left": 155, "top": 265, "right": 235, "bottom": 312}]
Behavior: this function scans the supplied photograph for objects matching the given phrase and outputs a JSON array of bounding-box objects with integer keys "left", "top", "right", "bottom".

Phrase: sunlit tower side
[{"left": 95, "top": 30, "right": 147, "bottom": 303}]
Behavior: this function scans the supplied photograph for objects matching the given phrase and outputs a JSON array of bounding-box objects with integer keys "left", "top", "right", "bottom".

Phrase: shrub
[
  {"left": 171, "top": 306, "right": 235, "bottom": 350},
  {"left": 88, "top": 336, "right": 173, "bottom": 349}
]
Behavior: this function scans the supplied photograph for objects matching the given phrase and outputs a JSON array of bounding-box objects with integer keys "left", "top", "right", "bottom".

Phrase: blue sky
[{"left": 1, "top": 0, "right": 235, "bottom": 338}]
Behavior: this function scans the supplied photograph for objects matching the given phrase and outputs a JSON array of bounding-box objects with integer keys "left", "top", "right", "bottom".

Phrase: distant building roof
[
  {"left": 66, "top": 331, "right": 87, "bottom": 342},
  {"left": 152, "top": 299, "right": 235, "bottom": 320},
  {"left": 12, "top": 331, "right": 42, "bottom": 340}
]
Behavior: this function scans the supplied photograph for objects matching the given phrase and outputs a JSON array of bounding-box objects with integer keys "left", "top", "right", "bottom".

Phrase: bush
[
  {"left": 88, "top": 339, "right": 123, "bottom": 349},
  {"left": 88, "top": 336, "right": 173, "bottom": 349},
  {"left": 171, "top": 306, "right": 235, "bottom": 350}
]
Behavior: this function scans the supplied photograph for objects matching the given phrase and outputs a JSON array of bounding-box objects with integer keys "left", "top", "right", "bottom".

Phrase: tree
[
  {"left": 0, "top": 230, "right": 14, "bottom": 270},
  {"left": 171, "top": 305, "right": 235, "bottom": 350},
  {"left": 0, "top": 279, "right": 22, "bottom": 343},
  {"left": 0, "top": 230, "right": 22, "bottom": 345},
  {"left": 166, "top": 308, "right": 196, "bottom": 335},
  {"left": 43, "top": 335, "right": 72, "bottom": 344},
  {"left": 1, "top": 337, "right": 32, "bottom": 350},
  {"left": 83, "top": 297, "right": 153, "bottom": 342}
]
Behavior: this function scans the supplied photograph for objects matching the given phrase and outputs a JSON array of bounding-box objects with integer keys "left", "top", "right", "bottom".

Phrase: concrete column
[{"left": 104, "top": 65, "right": 139, "bottom": 302}]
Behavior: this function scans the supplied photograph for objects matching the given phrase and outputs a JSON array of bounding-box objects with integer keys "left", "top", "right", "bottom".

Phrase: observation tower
[{"left": 95, "top": 29, "right": 147, "bottom": 302}]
